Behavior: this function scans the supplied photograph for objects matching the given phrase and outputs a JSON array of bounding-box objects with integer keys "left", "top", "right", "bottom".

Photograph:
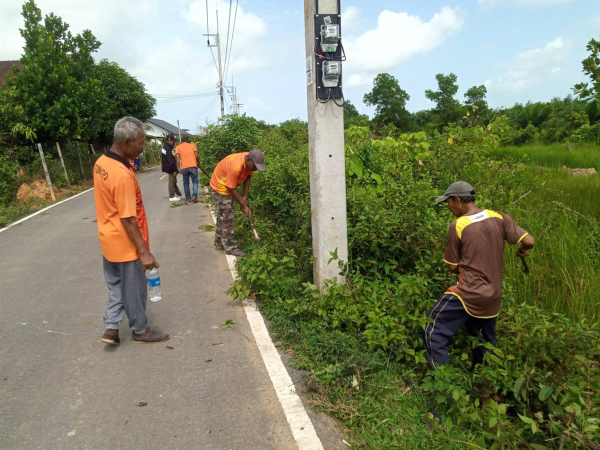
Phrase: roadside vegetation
[{"left": 196, "top": 111, "right": 599, "bottom": 448}]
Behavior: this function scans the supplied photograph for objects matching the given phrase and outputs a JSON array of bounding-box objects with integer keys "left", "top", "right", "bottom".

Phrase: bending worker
[
  {"left": 209, "top": 150, "right": 267, "bottom": 258},
  {"left": 424, "top": 181, "right": 535, "bottom": 370}
]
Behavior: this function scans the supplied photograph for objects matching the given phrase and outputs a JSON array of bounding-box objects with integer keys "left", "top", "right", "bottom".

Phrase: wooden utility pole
[
  {"left": 55, "top": 142, "right": 70, "bottom": 184},
  {"left": 37, "top": 143, "right": 56, "bottom": 201},
  {"left": 304, "top": 0, "right": 348, "bottom": 291},
  {"left": 204, "top": 12, "right": 225, "bottom": 121}
]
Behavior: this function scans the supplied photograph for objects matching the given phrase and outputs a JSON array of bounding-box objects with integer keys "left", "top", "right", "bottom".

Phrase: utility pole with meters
[
  {"left": 203, "top": 12, "right": 225, "bottom": 121},
  {"left": 304, "top": 0, "right": 348, "bottom": 291}
]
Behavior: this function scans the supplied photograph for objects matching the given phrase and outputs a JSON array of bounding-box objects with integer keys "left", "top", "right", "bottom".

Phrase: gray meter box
[{"left": 314, "top": 13, "right": 343, "bottom": 100}]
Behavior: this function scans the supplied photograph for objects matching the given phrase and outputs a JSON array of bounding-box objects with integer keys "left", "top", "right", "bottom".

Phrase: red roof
[{"left": 0, "top": 61, "right": 23, "bottom": 87}]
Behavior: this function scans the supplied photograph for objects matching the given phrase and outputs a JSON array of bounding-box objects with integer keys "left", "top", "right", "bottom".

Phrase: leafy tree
[
  {"left": 6, "top": 0, "right": 102, "bottom": 143},
  {"left": 343, "top": 99, "right": 370, "bottom": 128},
  {"left": 425, "top": 73, "right": 462, "bottom": 126},
  {"left": 93, "top": 60, "right": 156, "bottom": 144},
  {"left": 573, "top": 37, "right": 600, "bottom": 101},
  {"left": 363, "top": 74, "right": 411, "bottom": 130}
]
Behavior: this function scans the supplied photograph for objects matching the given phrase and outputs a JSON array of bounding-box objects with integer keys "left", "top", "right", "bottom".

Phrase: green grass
[
  {"left": 503, "top": 166, "right": 600, "bottom": 324},
  {"left": 489, "top": 143, "right": 600, "bottom": 169},
  {"left": 265, "top": 315, "right": 473, "bottom": 449}
]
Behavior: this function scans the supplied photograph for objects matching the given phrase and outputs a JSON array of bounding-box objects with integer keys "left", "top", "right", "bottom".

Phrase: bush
[
  {"left": 0, "top": 150, "right": 21, "bottom": 206},
  {"left": 210, "top": 115, "right": 600, "bottom": 448}
]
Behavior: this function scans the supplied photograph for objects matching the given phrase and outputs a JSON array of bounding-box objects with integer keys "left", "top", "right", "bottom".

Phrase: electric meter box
[{"left": 314, "top": 13, "right": 343, "bottom": 99}]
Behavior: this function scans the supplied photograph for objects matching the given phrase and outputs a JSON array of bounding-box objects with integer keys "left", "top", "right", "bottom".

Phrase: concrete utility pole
[
  {"left": 226, "top": 76, "right": 239, "bottom": 115},
  {"left": 304, "top": 0, "right": 348, "bottom": 291},
  {"left": 203, "top": 12, "right": 225, "bottom": 121},
  {"left": 177, "top": 119, "right": 182, "bottom": 143}
]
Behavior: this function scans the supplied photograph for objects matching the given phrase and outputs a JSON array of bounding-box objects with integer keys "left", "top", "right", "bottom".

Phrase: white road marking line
[
  {"left": 159, "top": 175, "right": 167, "bottom": 180},
  {"left": 205, "top": 187, "right": 324, "bottom": 450},
  {"left": 0, "top": 188, "right": 95, "bottom": 234}
]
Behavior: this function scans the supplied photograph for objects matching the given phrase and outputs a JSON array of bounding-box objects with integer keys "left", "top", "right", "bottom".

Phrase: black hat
[
  {"left": 248, "top": 149, "right": 267, "bottom": 172},
  {"left": 166, "top": 133, "right": 176, "bottom": 141}
]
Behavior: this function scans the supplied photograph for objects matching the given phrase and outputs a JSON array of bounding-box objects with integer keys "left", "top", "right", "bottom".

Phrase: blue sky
[{"left": 1, "top": 0, "right": 599, "bottom": 132}]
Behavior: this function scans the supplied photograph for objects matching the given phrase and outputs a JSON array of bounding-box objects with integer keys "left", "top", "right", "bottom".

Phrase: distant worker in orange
[
  {"left": 175, "top": 137, "right": 200, "bottom": 203},
  {"left": 209, "top": 150, "right": 267, "bottom": 258}
]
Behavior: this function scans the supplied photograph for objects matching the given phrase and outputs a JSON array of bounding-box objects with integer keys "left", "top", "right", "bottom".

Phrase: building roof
[
  {"left": 147, "top": 118, "right": 190, "bottom": 136},
  {"left": 0, "top": 60, "right": 23, "bottom": 87}
]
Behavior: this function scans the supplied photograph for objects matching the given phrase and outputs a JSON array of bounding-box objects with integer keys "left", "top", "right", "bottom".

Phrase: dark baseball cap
[
  {"left": 166, "top": 133, "right": 176, "bottom": 141},
  {"left": 435, "top": 181, "right": 476, "bottom": 202},
  {"left": 248, "top": 149, "right": 267, "bottom": 172}
]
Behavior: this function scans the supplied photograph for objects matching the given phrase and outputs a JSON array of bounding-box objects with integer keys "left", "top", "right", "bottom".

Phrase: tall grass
[
  {"left": 505, "top": 167, "right": 599, "bottom": 323},
  {"left": 489, "top": 143, "right": 600, "bottom": 169}
]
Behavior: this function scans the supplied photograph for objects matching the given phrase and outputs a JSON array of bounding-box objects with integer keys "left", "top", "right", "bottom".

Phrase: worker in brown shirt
[{"left": 423, "top": 181, "right": 535, "bottom": 369}]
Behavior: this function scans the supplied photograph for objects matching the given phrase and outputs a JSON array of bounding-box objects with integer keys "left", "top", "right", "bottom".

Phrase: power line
[
  {"left": 157, "top": 92, "right": 219, "bottom": 104},
  {"left": 181, "top": 95, "right": 219, "bottom": 123},
  {"left": 206, "top": 0, "right": 219, "bottom": 76},
  {"left": 223, "top": 0, "right": 239, "bottom": 83},
  {"left": 224, "top": 0, "right": 233, "bottom": 69}
]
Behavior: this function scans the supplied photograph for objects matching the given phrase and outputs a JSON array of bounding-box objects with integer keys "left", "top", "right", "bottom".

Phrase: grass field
[
  {"left": 489, "top": 143, "right": 600, "bottom": 169},
  {"left": 497, "top": 145, "right": 600, "bottom": 324}
]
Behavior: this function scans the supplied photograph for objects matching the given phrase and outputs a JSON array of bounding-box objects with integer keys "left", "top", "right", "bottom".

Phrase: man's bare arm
[
  {"left": 517, "top": 234, "right": 535, "bottom": 258},
  {"left": 176, "top": 154, "right": 182, "bottom": 173},
  {"left": 121, "top": 217, "right": 159, "bottom": 270},
  {"left": 242, "top": 176, "right": 252, "bottom": 204},
  {"left": 446, "top": 263, "right": 460, "bottom": 274}
]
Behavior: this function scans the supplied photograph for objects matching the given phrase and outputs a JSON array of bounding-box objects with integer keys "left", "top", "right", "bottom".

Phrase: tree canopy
[{"left": 363, "top": 73, "right": 411, "bottom": 130}]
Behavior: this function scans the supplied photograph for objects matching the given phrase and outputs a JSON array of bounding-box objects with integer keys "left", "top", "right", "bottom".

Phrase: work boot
[
  {"left": 192, "top": 196, "right": 198, "bottom": 203},
  {"left": 214, "top": 241, "right": 224, "bottom": 250},
  {"left": 132, "top": 327, "right": 169, "bottom": 344},
  {"left": 101, "top": 328, "right": 120, "bottom": 346}
]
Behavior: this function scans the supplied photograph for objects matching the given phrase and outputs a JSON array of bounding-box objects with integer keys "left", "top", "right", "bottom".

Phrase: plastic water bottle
[{"left": 147, "top": 268, "right": 162, "bottom": 302}]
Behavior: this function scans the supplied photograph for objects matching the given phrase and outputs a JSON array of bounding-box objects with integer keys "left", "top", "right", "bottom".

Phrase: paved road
[{"left": 0, "top": 168, "right": 341, "bottom": 450}]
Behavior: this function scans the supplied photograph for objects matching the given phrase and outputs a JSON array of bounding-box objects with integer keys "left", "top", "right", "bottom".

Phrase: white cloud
[
  {"left": 343, "top": 7, "right": 466, "bottom": 87},
  {"left": 342, "top": 6, "right": 361, "bottom": 34},
  {"left": 479, "top": 0, "right": 575, "bottom": 5},
  {"left": 489, "top": 37, "right": 569, "bottom": 93}
]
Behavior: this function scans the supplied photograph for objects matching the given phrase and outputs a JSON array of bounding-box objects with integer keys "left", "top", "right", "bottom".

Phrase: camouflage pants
[{"left": 210, "top": 188, "right": 237, "bottom": 252}]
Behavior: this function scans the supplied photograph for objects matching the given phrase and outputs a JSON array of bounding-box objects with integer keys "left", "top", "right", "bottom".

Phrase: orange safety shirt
[
  {"left": 175, "top": 142, "right": 198, "bottom": 170},
  {"left": 209, "top": 152, "right": 253, "bottom": 195},
  {"left": 93, "top": 151, "right": 149, "bottom": 262}
]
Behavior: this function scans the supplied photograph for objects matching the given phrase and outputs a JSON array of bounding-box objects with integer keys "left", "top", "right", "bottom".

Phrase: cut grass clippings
[{"left": 199, "top": 224, "right": 216, "bottom": 232}]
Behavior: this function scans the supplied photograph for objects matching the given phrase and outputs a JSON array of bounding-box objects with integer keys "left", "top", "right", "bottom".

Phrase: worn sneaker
[
  {"left": 169, "top": 196, "right": 180, "bottom": 202},
  {"left": 132, "top": 327, "right": 170, "bottom": 344},
  {"left": 101, "top": 329, "right": 120, "bottom": 345}
]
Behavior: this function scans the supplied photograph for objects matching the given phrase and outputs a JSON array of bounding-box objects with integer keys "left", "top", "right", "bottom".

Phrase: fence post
[
  {"left": 85, "top": 142, "right": 94, "bottom": 174},
  {"left": 76, "top": 142, "right": 85, "bottom": 181},
  {"left": 55, "top": 142, "right": 70, "bottom": 184},
  {"left": 37, "top": 143, "right": 56, "bottom": 201}
]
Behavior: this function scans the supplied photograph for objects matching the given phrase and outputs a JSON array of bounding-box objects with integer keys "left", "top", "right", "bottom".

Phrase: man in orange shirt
[
  {"left": 94, "top": 117, "right": 169, "bottom": 346},
  {"left": 175, "top": 137, "right": 200, "bottom": 203},
  {"left": 209, "top": 150, "right": 267, "bottom": 257}
]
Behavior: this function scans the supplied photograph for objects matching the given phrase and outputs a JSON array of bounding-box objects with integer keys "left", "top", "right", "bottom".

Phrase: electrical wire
[
  {"left": 223, "top": 0, "right": 238, "bottom": 83},
  {"left": 224, "top": 0, "right": 233, "bottom": 68},
  {"left": 156, "top": 92, "right": 220, "bottom": 104},
  {"left": 181, "top": 96, "right": 219, "bottom": 123},
  {"left": 206, "top": 0, "right": 219, "bottom": 76}
]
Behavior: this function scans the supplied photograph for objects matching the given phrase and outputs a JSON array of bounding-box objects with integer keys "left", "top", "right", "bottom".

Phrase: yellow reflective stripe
[
  {"left": 455, "top": 216, "right": 473, "bottom": 240},
  {"left": 517, "top": 232, "right": 529, "bottom": 244},
  {"left": 443, "top": 259, "right": 459, "bottom": 266},
  {"left": 443, "top": 292, "right": 500, "bottom": 319},
  {"left": 485, "top": 210, "right": 503, "bottom": 220}
]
